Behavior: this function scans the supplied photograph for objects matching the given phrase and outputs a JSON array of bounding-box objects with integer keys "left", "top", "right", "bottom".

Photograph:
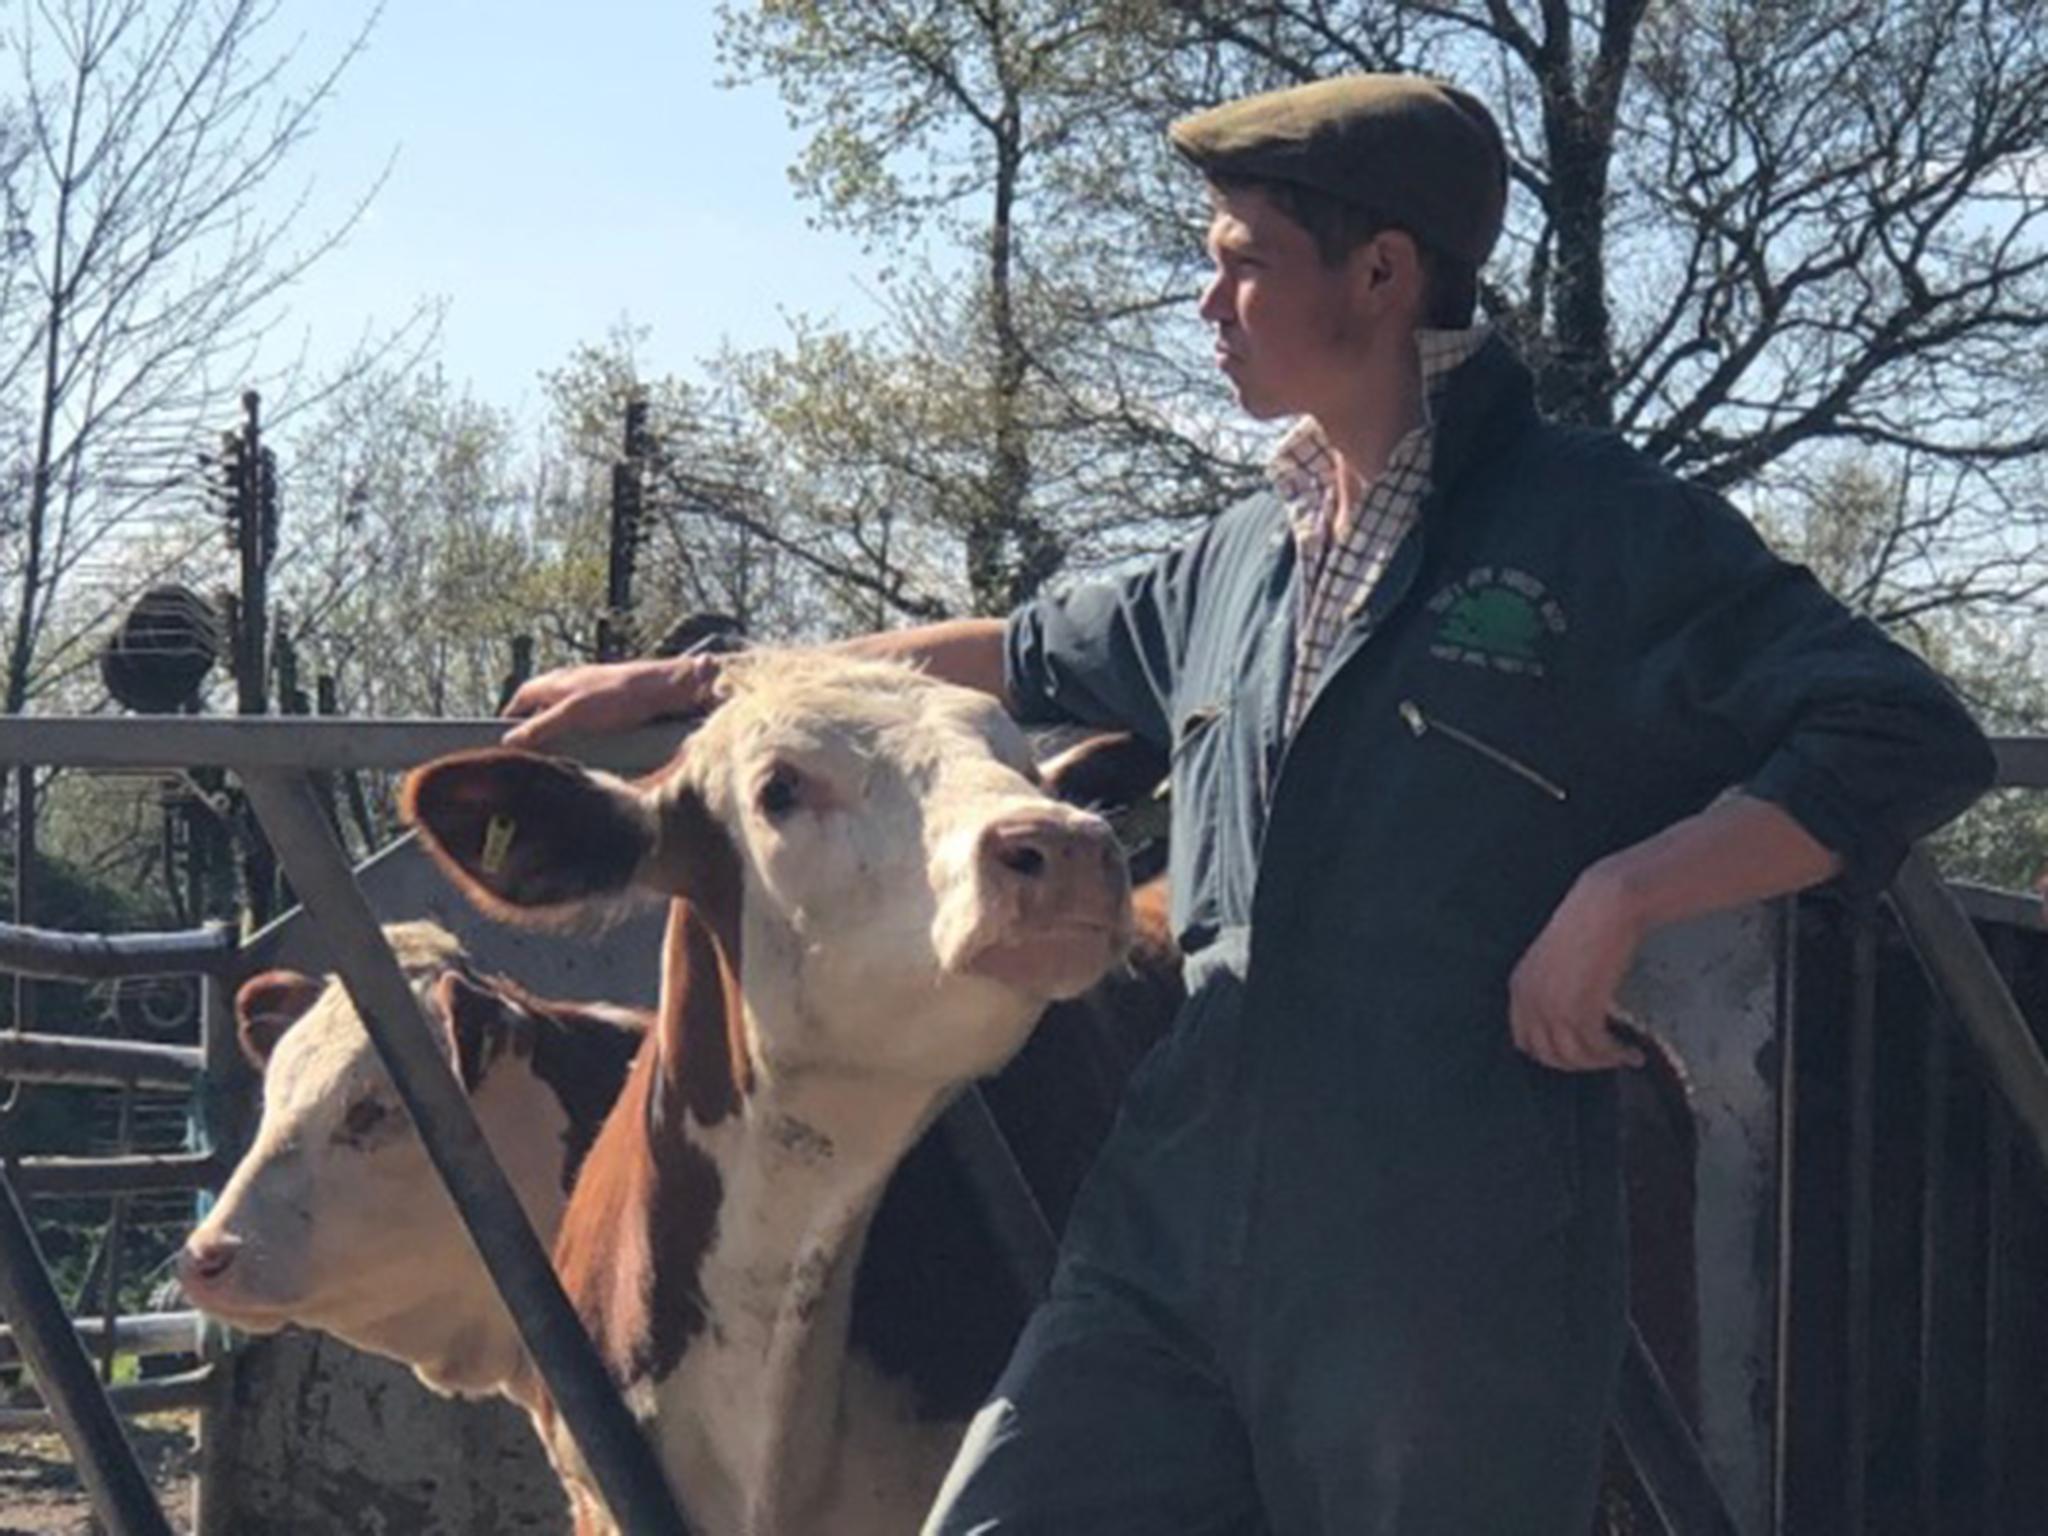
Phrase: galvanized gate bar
[
  {"left": 240, "top": 769, "right": 689, "bottom": 1536},
  {"left": 0, "top": 715, "right": 680, "bottom": 774},
  {"left": 1947, "top": 882, "right": 2047, "bottom": 931},
  {"left": 0, "top": 1168, "right": 175, "bottom": 1536},
  {"left": 0, "top": 1033, "right": 204, "bottom": 1092},
  {"left": 1615, "top": 1323, "right": 1742, "bottom": 1536},
  {"left": 0, "top": 920, "right": 236, "bottom": 980},
  {"left": 8, "top": 1151, "right": 220, "bottom": 1197},
  {"left": 0, "top": 1308, "right": 203, "bottom": 1369},
  {"left": 0, "top": 1365, "right": 218, "bottom": 1434},
  {"left": 1889, "top": 850, "right": 2048, "bottom": 1175}
]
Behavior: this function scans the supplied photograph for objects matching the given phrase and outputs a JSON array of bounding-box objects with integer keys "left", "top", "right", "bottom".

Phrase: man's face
[{"left": 1199, "top": 184, "right": 1374, "bottom": 422}]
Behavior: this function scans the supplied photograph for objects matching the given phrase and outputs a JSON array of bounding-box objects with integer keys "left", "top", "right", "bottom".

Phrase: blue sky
[{"left": 258, "top": 3, "right": 888, "bottom": 417}]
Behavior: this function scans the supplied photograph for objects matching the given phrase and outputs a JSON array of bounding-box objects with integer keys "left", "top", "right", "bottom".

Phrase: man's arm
[
  {"left": 501, "top": 619, "right": 1006, "bottom": 747},
  {"left": 1509, "top": 794, "right": 1839, "bottom": 1072},
  {"left": 840, "top": 619, "right": 1009, "bottom": 698},
  {"left": 1512, "top": 470, "right": 1995, "bottom": 1075}
]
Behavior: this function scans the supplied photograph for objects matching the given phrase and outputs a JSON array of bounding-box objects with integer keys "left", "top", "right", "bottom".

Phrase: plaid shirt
[{"left": 1277, "top": 326, "right": 1491, "bottom": 737}]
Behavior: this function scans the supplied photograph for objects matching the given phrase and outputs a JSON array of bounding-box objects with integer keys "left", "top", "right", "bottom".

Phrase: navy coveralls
[{"left": 927, "top": 339, "right": 1995, "bottom": 1535}]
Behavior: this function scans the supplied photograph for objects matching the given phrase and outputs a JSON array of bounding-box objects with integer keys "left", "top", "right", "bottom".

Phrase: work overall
[{"left": 928, "top": 340, "right": 1994, "bottom": 1535}]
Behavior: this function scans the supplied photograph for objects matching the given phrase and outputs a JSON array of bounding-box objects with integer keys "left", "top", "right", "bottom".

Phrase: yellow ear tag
[{"left": 480, "top": 815, "right": 516, "bottom": 876}]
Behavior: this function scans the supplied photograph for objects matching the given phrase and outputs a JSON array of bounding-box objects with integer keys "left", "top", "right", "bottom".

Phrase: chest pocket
[
  {"left": 1387, "top": 669, "right": 1584, "bottom": 935},
  {"left": 1395, "top": 694, "right": 1569, "bottom": 806}
]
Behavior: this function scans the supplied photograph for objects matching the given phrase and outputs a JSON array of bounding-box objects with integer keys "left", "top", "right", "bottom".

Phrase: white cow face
[
  {"left": 176, "top": 924, "right": 577, "bottom": 1396},
  {"left": 405, "top": 653, "right": 1132, "bottom": 1095}
]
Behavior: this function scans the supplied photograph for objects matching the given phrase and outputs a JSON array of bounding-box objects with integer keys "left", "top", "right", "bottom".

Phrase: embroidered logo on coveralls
[{"left": 1427, "top": 567, "right": 1568, "bottom": 676}]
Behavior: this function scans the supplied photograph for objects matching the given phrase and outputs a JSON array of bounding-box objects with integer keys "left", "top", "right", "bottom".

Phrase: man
[{"left": 505, "top": 75, "right": 1993, "bottom": 1534}]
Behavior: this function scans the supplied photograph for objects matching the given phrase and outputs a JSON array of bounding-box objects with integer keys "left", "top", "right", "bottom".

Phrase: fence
[
  {"left": 0, "top": 717, "right": 693, "bottom": 1535},
  {"left": 0, "top": 715, "right": 2040, "bottom": 1534}
]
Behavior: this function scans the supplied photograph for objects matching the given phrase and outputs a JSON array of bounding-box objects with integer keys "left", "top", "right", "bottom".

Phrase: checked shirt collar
[{"left": 1275, "top": 325, "right": 1490, "bottom": 738}]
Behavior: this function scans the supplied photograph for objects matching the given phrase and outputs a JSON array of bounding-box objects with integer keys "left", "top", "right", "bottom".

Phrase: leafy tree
[
  {"left": 540, "top": 329, "right": 820, "bottom": 647},
  {"left": 1756, "top": 456, "right": 2047, "bottom": 888},
  {"left": 0, "top": 0, "right": 391, "bottom": 720},
  {"left": 718, "top": 0, "right": 1256, "bottom": 616},
  {"left": 279, "top": 365, "right": 543, "bottom": 721},
  {"left": 1124, "top": 0, "right": 2048, "bottom": 623}
]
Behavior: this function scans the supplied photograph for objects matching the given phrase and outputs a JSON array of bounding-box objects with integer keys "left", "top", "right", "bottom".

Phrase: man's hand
[
  {"left": 1510, "top": 794, "right": 1841, "bottom": 1072},
  {"left": 1509, "top": 863, "right": 1647, "bottom": 1072},
  {"left": 501, "top": 656, "right": 722, "bottom": 749}
]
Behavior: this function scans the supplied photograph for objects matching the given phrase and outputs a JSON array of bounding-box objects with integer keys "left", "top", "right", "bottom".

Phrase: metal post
[
  {"left": 1916, "top": 992, "right": 1949, "bottom": 1533},
  {"left": 1889, "top": 849, "right": 2048, "bottom": 1175},
  {"left": 192, "top": 970, "right": 238, "bottom": 1536},
  {"left": 1843, "top": 913, "right": 1876, "bottom": 1533},
  {"left": 232, "top": 392, "right": 277, "bottom": 930},
  {"left": 8, "top": 764, "right": 36, "bottom": 1116},
  {"left": 1771, "top": 901, "right": 1800, "bottom": 1536},
  {"left": 96, "top": 1085, "right": 135, "bottom": 1383},
  {"left": 239, "top": 770, "right": 687, "bottom": 1535},
  {"left": 1984, "top": 1102, "right": 2012, "bottom": 1528},
  {"left": 0, "top": 1167, "right": 174, "bottom": 1536},
  {"left": 1614, "top": 1323, "right": 1743, "bottom": 1536},
  {"left": 599, "top": 397, "right": 650, "bottom": 663},
  {"left": 232, "top": 393, "right": 267, "bottom": 725}
]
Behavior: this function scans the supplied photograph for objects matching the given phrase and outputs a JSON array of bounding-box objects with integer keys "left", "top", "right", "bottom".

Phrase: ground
[{"left": 0, "top": 1413, "right": 197, "bottom": 1535}]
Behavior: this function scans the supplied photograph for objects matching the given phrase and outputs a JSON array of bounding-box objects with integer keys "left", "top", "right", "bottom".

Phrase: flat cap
[{"left": 1169, "top": 74, "right": 1508, "bottom": 267}]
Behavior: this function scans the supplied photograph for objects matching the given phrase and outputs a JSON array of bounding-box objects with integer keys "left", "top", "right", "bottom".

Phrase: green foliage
[
  {"left": 278, "top": 364, "right": 557, "bottom": 720},
  {"left": 540, "top": 327, "right": 818, "bottom": 645},
  {"left": 717, "top": 0, "right": 1253, "bottom": 614}
]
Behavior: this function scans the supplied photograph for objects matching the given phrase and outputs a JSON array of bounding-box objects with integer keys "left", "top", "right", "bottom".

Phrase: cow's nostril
[
  {"left": 184, "top": 1241, "right": 239, "bottom": 1281},
  {"left": 998, "top": 843, "right": 1047, "bottom": 879}
]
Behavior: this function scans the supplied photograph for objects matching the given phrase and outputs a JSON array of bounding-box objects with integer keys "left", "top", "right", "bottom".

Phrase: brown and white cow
[
  {"left": 403, "top": 651, "right": 1132, "bottom": 1536},
  {"left": 176, "top": 922, "right": 646, "bottom": 1398}
]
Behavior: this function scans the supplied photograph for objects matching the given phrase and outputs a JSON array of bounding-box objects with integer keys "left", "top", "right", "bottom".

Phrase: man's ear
[
  {"left": 235, "top": 970, "right": 325, "bottom": 1071},
  {"left": 1353, "top": 228, "right": 1423, "bottom": 311},
  {"left": 402, "top": 749, "right": 659, "bottom": 925}
]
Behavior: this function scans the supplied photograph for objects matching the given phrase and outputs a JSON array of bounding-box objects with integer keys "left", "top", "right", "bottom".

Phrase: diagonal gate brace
[{"left": 241, "top": 769, "right": 689, "bottom": 1536}]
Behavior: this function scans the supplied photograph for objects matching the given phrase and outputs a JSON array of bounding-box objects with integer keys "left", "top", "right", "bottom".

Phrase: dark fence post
[{"left": 0, "top": 1169, "right": 174, "bottom": 1536}]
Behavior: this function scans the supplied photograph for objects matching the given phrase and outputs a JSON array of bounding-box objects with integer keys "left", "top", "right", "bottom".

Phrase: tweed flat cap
[{"left": 1169, "top": 74, "right": 1508, "bottom": 267}]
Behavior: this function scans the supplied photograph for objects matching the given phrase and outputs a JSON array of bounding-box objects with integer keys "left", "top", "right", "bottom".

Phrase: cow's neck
[
  {"left": 675, "top": 1060, "right": 949, "bottom": 1531},
  {"left": 341, "top": 1285, "right": 532, "bottom": 1399},
  {"left": 329, "top": 1055, "right": 577, "bottom": 1400},
  {"left": 543, "top": 898, "right": 960, "bottom": 1534}
]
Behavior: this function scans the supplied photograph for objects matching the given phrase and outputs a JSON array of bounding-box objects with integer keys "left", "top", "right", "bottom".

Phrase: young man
[{"left": 506, "top": 75, "right": 1993, "bottom": 1534}]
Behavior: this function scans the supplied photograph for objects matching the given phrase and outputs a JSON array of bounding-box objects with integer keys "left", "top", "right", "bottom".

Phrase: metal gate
[{"left": 0, "top": 716, "right": 2040, "bottom": 1534}]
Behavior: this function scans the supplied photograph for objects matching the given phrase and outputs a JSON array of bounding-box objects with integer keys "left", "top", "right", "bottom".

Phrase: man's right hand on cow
[
  {"left": 504, "top": 618, "right": 1008, "bottom": 749},
  {"left": 501, "top": 655, "right": 723, "bottom": 748}
]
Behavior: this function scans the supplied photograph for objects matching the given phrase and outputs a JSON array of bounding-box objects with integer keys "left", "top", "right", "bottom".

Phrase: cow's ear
[
  {"left": 236, "top": 970, "right": 325, "bottom": 1070},
  {"left": 402, "top": 749, "right": 658, "bottom": 923},
  {"left": 1039, "top": 732, "right": 1168, "bottom": 813},
  {"left": 431, "top": 971, "right": 522, "bottom": 1090}
]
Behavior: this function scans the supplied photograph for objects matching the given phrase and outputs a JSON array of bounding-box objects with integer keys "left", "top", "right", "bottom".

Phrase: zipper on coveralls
[{"left": 1397, "top": 699, "right": 1568, "bottom": 802}]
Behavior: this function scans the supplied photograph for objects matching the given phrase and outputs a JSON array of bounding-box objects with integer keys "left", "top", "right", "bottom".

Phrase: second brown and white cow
[
  {"left": 403, "top": 650, "right": 1132, "bottom": 1536},
  {"left": 176, "top": 922, "right": 646, "bottom": 1398}
]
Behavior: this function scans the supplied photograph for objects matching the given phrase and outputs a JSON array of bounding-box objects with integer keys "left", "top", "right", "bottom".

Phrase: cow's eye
[
  {"left": 340, "top": 1098, "right": 391, "bottom": 1143},
  {"left": 755, "top": 765, "right": 802, "bottom": 821}
]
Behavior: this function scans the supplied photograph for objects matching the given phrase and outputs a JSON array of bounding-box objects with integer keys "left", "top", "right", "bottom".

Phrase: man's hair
[{"left": 1212, "top": 174, "right": 1479, "bottom": 329}]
